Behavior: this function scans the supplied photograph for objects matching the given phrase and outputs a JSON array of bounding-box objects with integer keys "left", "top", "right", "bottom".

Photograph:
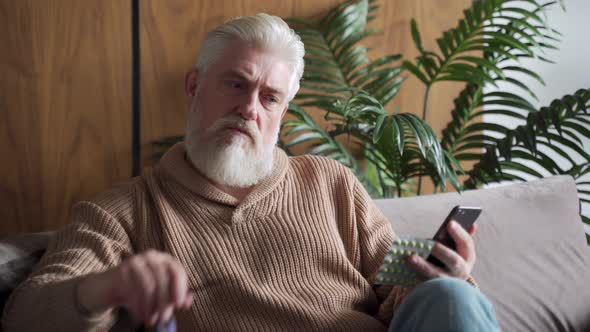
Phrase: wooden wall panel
[
  {"left": 140, "top": 0, "right": 471, "bottom": 193},
  {"left": 0, "top": 0, "right": 474, "bottom": 236},
  {"left": 0, "top": 1, "right": 132, "bottom": 236}
]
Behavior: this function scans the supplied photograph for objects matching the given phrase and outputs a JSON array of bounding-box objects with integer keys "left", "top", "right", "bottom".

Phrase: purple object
[{"left": 156, "top": 317, "right": 176, "bottom": 332}]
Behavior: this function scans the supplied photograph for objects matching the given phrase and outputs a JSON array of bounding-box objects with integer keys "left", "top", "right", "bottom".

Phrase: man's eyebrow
[
  {"left": 265, "top": 85, "right": 287, "bottom": 98},
  {"left": 220, "top": 70, "right": 249, "bottom": 80},
  {"left": 221, "top": 69, "right": 287, "bottom": 97}
]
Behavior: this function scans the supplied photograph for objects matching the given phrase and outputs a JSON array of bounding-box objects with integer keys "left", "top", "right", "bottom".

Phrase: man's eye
[
  {"left": 226, "top": 80, "right": 243, "bottom": 89},
  {"left": 265, "top": 95, "right": 278, "bottom": 103}
]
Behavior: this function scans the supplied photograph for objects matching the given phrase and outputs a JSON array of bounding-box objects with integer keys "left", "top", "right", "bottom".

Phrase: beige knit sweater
[{"left": 2, "top": 142, "right": 412, "bottom": 331}]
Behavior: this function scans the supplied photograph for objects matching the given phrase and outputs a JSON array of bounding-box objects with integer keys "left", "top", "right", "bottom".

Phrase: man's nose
[{"left": 237, "top": 90, "right": 259, "bottom": 120}]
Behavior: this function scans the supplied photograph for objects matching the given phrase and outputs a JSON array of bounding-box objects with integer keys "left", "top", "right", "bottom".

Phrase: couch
[
  {"left": 1, "top": 175, "right": 589, "bottom": 331},
  {"left": 376, "top": 175, "right": 590, "bottom": 331}
]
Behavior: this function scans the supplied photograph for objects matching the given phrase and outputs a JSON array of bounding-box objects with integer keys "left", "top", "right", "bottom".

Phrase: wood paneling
[
  {"left": 140, "top": 0, "right": 471, "bottom": 193},
  {"left": 0, "top": 0, "right": 474, "bottom": 236},
  {"left": 0, "top": 1, "right": 132, "bottom": 236}
]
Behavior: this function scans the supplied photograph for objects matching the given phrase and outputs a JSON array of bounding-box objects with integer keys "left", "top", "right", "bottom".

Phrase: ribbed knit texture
[{"left": 2, "top": 142, "right": 411, "bottom": 332}]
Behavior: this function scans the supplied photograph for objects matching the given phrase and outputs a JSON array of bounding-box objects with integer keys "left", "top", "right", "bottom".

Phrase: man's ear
[{"left": 185, "top": 68, "right": 199, "bottom": 97}]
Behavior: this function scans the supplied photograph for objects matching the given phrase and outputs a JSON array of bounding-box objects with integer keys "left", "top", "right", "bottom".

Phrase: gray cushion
[
  {"left": 375, "top": 175, "right": 590, "bottom": 332},
  {"left": 0, "top": 232, "right": 51, "bottom": 314}
]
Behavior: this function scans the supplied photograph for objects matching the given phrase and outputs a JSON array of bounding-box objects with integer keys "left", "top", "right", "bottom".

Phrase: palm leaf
[
  {"left": 283, "top": 102, "right": 360, "bottom": 173},
  {"left": 283, "top": 0, "right": 417, "bottom": 195},
  {"left": 436, "top": 1, "right": 562, "bottom": 171},
  {"left": 464, "top": 88, "right": 590, "bottom": 188},
  {"left": 287, "top": 0, "right": 404, "bottom": 106},
  {"left": 404, "top": 0, "right": 563, "bottom": 194},
  {"left": 406, "top": 0, "right": 560, "bottom": 119}
]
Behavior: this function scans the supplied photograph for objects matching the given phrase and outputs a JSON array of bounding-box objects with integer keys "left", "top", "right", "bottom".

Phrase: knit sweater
[{"left": 2, "top": 142, "right": 410, "bottom": 332}]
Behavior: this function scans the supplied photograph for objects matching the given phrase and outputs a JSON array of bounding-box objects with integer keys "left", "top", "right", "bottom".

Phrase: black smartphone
[{"left": 426, "top": 205, "right": 482, "bottom": 268}]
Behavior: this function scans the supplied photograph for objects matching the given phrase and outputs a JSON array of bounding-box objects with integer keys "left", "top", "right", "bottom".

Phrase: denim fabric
[{"left": 389, "top": 278, "right": 500, "bottom": 332}]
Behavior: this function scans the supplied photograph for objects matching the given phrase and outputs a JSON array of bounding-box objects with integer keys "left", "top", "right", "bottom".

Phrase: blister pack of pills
[{"left": 374, "top": 236, "right": 435, "bottom": 286}]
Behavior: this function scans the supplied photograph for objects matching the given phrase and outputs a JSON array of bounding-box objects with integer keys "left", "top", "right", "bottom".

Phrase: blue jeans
[{"left": 388, "top": 277, "right": 500, "bottom": 332}]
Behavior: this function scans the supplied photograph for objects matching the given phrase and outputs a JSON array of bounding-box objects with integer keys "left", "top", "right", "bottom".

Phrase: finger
[
  {"left": 145, "top": 258, "right": 169, "bottom": 325},
  {"left": 183, "top": 291, "right": 194, "bottom": 309},
  {"left": 167, "top": 260, "right": 189, "bottom": 308},
  {"left": 161, "top": 304, "right": 175, "bottom": 323},
  {"left": 468, "top": 223, "right": 478, "bottom": 236},
  {"left": 448, "top": 221, "right": 476, "bottom": 265},
  {"left": 407, "top": 255, "right": 448, "bottom": 280},
  {"left": 127, "top": 258, "right": 156, "bottom": 324},
  {"left": 430, "top": 242, "right": 467, "bottom": 278},
  {"left": 148, "top": 312, "right": 159, "bottom": 327}
]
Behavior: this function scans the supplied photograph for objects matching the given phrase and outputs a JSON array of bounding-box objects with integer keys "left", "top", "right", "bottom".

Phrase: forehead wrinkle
[
  {"left": 232, "top": 58, "right": 259, "bottom": 79},
  {"left": 222, "top": 66, "right": 288, "bottom": 98},
  {"left": 213, "top": 41, "right": 291, "bottom": 98}
]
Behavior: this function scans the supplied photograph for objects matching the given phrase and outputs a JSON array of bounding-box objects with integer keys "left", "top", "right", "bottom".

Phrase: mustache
[{"left": 209, "top": 116, "right": 260, "bottom": 140}]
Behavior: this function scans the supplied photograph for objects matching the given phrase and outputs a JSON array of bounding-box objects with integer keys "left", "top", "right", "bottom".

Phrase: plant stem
[
  {"left": 417, "top": 85, "right": 432, "bottom": 195},
  {"left": 376, "top": 162, "right": 387, "bottom": 198},
  {"left": 422, "top": 85, "right": 431, "bottom": 121}
]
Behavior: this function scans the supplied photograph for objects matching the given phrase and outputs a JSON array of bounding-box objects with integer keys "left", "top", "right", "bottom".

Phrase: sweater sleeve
[
  {"left": 347, "top": 177, "right": 412, "bottom": 322},
  {"left": 2, "top": 201, "right": 134, "bottom": 332},
  {"left": 351, "top": 179, "right": 395, "bottom": 280}
]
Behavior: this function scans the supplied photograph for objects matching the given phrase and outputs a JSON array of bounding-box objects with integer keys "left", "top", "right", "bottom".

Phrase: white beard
[{"left": 184, "top": 109, "right": 277, "bottom": 187}]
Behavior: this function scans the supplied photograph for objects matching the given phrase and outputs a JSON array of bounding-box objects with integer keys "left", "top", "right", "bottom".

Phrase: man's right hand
[{"left": 76, "top": 250, "right": 193, "bottom": 327}]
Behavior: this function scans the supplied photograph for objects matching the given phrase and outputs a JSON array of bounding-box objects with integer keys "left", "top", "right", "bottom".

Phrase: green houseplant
[{"left": 281, "top": 0, "right": 590, "bottom": 242}]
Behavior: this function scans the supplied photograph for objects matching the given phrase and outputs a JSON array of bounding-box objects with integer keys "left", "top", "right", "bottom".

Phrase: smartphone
[{"left": 426, "top": 205, "right": 482, "bottom": 268}]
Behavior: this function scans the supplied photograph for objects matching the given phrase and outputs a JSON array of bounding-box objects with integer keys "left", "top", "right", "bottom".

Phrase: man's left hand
[{"left": 407, "top": 220, "right": 477, "bottom": 281}]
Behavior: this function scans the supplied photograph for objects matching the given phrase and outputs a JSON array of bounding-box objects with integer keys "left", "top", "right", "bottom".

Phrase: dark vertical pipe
[{"left": 131, "top": 0, "right": 141, "bottom": 176}]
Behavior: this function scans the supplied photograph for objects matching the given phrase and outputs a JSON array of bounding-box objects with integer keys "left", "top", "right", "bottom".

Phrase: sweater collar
[{"left": 158, "top": 142, "right": 288, "bottom": 207}]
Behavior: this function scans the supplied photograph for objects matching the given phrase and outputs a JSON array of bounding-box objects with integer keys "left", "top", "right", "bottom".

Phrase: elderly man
[{"left": 2, "top": 14, "right": 499, "bottom": 332}]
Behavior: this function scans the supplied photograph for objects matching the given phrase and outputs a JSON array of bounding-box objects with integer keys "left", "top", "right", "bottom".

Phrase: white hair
[{"left": 195, "top": 13, "right": 305, "bottom": 101}]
